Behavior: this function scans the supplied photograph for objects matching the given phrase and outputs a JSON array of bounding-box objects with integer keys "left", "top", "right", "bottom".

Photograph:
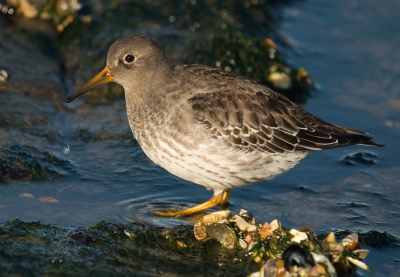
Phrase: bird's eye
[{"left": 124, "top": 54, "right": 135, "bottom": 63}]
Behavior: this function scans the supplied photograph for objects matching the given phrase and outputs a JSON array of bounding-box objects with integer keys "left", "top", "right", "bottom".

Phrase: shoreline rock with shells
[{"left": 193, "top": 209, "right": 370, "bottom": 277}]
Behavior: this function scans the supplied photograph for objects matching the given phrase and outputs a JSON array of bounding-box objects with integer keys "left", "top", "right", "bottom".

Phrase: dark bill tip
[{"left": 66, "top": 66, "right": 114, "bottom": 103}]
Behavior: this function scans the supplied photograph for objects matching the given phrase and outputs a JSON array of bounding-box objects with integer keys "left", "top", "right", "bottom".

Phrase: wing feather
[{"left": 187, "top": 69, "right": 383, "bottom": 153}]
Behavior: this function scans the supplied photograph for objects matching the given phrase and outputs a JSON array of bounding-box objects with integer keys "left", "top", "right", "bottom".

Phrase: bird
[{"left": 66, "top": 35, "right": 384, "bottom": 217}]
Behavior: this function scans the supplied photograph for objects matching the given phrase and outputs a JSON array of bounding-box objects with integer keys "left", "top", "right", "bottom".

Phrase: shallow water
[
  {"left": 275, "top": 1, "right": 400, "bottom": 275},
  {"left": 1, "top": 0, "right": 400, "bottom": 276}
]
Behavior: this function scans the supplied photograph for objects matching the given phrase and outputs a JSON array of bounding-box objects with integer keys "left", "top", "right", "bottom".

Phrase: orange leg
[
  {"left": 154, "top": 189, "right": 232, "bottom": 217},
  {"left": 220, "top": 189, "right": 231, "bottom": 209}
]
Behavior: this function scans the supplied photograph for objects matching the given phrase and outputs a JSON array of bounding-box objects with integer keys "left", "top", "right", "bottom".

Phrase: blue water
[{"left": 0, "top": 0, "right": 399, "bottom": 275}]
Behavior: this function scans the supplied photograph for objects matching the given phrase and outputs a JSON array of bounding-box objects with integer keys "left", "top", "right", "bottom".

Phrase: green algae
[
  {"left": 54, "top": 0, "right": 312, "bottom": 104},
  {"left": 1, "top": 219, "right": 397, "bottom": 276},
  {"left": 0, "top": 219, "right": 252, "bottom": 277}
]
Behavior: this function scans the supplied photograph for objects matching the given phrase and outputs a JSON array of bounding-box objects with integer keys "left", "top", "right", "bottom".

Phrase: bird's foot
[{"left": 153, "top": 190, "right": 231, "bottom": 217}]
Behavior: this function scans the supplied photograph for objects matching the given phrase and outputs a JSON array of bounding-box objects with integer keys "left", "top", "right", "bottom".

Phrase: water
[
  {"left": 276, "top": 1, "right": 400, "bottom": 275},
  {"left": 0, "top": 0, "right": 399, "bottom": 275}
]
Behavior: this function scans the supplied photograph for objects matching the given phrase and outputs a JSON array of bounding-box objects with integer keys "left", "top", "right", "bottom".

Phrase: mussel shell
[
  {"left": 194, "top": 222, "right": 208, "bottom": 241},
  {"left": 259, "top": 222, "right": 274, "bottom": 240},
  {"left": 311, "top": 253, "right": 338, "bottom": 277},
  {"left": 289, "top": 229, "right": 308, "bottom": 243},
  {"left": 0, "top": 69, "right": 8, "bottom": 82},
  {"left": 201, "top": 210, "right": 230, "bottom": 225},
  {"left": 347, "top": 256, "right": 370, "bottom": 271},
  {"left": 235, "top": 215, "right": 257, "bottom": 232},
  {"left": 238, "top": 209, "right": 254, "bottom": 223},
  {"left": 341, "top": 232, "right": 358, "bottom": 244},
  {"left": 283, "top": 245, "right": 314, "bottom": 271},
  {"left": 353, "top": 249, "right": 369, "bottom": 260},
  {"left": 341, "top": 232, "right": 360, "bottom": 251},
  {"left": 263, "top": 259, "right": 278, "bottom": 277},
  {"left": 239, "top": 238, "right": 248, "bottom": 249},
  {"left": 326, "top": 232, "right": 336, "bottom": 243},
  {"left": 298, "top": 226, "right": 317, "bottom": 241},
  {"left": 269, "top": 219, "right": 280, "bottom": 232},
  {"left": 206, "top": 223, "right": 236, "bottom": 249}
]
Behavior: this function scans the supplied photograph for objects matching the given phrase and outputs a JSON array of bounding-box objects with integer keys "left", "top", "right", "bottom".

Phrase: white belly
[{"left": 133, "top": 122, "right": 309, "bottom": 191}]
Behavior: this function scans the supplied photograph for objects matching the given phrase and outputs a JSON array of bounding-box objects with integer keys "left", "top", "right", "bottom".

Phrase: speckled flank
[{"left": 128, "top": 104, "right": 308, "bottom": 191}]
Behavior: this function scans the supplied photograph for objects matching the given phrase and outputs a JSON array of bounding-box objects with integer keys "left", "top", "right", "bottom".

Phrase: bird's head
[{"left": 66, "top": 35, "right": 169, "bottom": 103}]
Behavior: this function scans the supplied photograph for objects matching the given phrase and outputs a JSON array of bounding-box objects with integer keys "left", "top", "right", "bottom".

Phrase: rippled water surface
[{"left": 1, "top": 0, "right": 400, "bottom": 276}]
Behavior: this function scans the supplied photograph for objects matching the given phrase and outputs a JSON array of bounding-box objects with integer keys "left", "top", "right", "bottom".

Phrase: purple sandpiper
[{"left": 66, "top": 35, "right": 384, "bottom": 217}]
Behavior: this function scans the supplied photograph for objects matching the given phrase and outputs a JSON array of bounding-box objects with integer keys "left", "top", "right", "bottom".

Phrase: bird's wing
[{"left": 188, "top": 83, "right": 380, "bottom": 154}]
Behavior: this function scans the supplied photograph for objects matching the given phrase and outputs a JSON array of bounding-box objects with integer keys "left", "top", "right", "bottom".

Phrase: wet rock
[
  {"left": 342, "top": 151, "right": 378, "bottom": 165},
  {"left": 70, "top": 230, "right": 95, "bottom": 244},
  {"left": 54, "top": 1, "right": 312, "bottom": 105},
  {"left": 194, "top": 210, "right": 374, "bottom": 276},
  {"left": 0, "top": 28, "right": 64, "bottom": 101},
  {"left": 1, "top": 167, "right": 32, "bottom": 181},
  {"left": 0, "top": 144, "right": 73, "bottom": 182}
]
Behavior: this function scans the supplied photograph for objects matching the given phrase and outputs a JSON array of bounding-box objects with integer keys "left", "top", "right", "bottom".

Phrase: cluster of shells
[{"left": 194, "top": 209, "right": 370, "bottom": 277}]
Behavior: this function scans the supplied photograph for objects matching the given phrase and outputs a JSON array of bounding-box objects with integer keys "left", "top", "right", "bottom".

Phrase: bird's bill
[{"left": 66, "top": 66, "right": 114, "bottom": 103}]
